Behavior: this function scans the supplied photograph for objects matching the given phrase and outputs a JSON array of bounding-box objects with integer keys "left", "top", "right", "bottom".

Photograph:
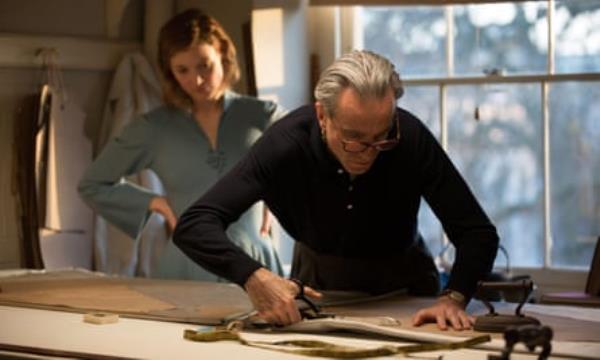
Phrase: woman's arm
[{"left": 78, "top": 116, "right": 159, "bottom": 238}]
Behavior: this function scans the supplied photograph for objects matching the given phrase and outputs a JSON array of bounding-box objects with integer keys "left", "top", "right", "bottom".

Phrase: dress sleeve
[
  {"left": 78, "top": 115, "right": 158, "bottom": 239},
  {"left": 173, "top": 135, "right": 278, "bottom": 286}
]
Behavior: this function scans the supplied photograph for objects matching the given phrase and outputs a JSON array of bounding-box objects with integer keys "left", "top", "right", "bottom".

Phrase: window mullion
[
  {"left": 547, "top": 0, "right": 555, "bottom": 75},
  {"left": 543, "top": 0, "right": 554, "bottom": 269},
  {"left": 542, "top": 80, "right": 552, "bottom": 269},
  {"left": 445, "top": 6, "right": 454, "bottom": 76},
  {"left": 439, "top": 83, "right": 450, "bottom": 251}
]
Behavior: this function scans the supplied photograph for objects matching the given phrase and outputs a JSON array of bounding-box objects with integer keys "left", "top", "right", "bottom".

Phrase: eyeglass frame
[{"left": 328, "top": 111, "right": 401, "bottom": 153}]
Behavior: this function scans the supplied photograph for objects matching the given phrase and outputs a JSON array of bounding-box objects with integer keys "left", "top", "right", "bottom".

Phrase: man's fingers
[
  {"left": 289, "top": 305, "right": 302, "bottom": 324},
  {"left": 274, "top": 308, "right": 291, "bottom": 326},
  {"left": 411, "top": 310, "right": 427, "bottom": 326},
  {"left": 257, "top": 309, "right": 277, "bottom": 324},
  {"left": 272, "top": 297, "right": 302, "bottom": 326},
  {"left": 304, "top": 286, "right": 322, "bottom": 298},
  {"left": 260, "top": 309, "right": 290, "bottom": 326},
  {"left": 447, "top": 311, "right": 462, "bottom": 330},
  {"left": 283, "top": 296, "right": 302, "bottom": 324},
  {"left": 436, "top": 314, "right": 448, "bottom": 330},
  {"left": 459, "top": 313, "right": 473, "bottom": 329},
  {"left": 412, "top": 302, "right": 473, "bottom": 331}
]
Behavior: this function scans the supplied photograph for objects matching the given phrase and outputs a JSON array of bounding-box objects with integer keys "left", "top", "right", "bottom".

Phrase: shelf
[{"left": 0, "top": 33, "right": 141, "bottom": 71}]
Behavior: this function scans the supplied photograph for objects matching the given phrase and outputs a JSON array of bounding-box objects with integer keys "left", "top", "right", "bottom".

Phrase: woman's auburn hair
[{"left": 158, "top": 8, "right": 240, "bottom": 109}]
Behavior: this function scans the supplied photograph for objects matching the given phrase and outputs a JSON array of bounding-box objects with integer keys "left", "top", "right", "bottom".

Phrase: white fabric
[
  {"left": 44, "top": 89, "right": 90, "bottom": 232},
  {"left": 94, "top": 52, "right": 163, "bottom": 277},
  {"left": 283, "top": 316, "right": 467, "bottom": 344},
  {"left": 2, "top": 305, "right": 599, "bottom": 359},
  {"left": 35, "top": 56, "right": 94, "bottom": 269}
]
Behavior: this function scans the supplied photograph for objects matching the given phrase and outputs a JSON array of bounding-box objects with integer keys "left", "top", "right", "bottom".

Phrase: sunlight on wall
[{"left": 252, "top": 8, "right": 284, "bottom": 90}]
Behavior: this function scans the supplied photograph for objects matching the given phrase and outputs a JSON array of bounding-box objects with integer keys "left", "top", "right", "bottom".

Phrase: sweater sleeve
[
  {"left": 78, "top": 115, "right": 157, "bottom": 239},
  {"left": 415, "top": 119, "right": 499, "bottom": 301}
]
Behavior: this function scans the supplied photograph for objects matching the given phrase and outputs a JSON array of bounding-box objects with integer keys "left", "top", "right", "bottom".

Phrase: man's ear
[{"left": 315, "top": 101, "right": 326, "bottom": 129}]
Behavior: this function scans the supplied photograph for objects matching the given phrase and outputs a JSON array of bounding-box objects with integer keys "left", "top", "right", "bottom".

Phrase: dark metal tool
[
  {"left": 474, "top": 279, "right": 541, "bottom": 332},
  {"left": 489, "top": 324, "right": 553, "bottom": 360}
]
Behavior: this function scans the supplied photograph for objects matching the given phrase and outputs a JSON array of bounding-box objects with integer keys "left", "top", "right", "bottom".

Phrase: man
[{"left": 174, "top": 50, "right": 499, "bottom": 330}]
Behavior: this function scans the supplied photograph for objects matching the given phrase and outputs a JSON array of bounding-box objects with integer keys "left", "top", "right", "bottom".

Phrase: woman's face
[{"left": 169, "top": 42, "right": 225, "bottom": 104}]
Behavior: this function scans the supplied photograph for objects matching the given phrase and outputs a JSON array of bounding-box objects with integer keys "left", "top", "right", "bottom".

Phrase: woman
[{"left": 79, "top": 8, "right": 284, "bottom": 280}]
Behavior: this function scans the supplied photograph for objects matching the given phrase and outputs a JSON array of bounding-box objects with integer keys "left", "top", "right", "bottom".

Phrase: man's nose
[
  {"left": 196, "top": 74, "right": 204, "bottom": 86},
  {"left": 357, "top": 146, "right": 378, "bottom": 161},
  {"left": 365, "top": 145, "right": 379, "bottom": 156}
]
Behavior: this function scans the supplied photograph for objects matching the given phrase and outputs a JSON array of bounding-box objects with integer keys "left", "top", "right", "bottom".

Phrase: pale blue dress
[{"left": 78, "top": 91, "right": 285, "bottom": 281}]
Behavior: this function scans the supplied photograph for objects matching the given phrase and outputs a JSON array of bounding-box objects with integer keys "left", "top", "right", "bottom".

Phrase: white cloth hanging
[
  {"left": 94, "top": 52, "right": 163, "bottom": 277},
  {"left": 36, "top": 50, "right": 94, "bottom": 269}
]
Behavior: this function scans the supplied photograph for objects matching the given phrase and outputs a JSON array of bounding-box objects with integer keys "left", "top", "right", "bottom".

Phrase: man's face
[{"left": 316, "top": 87, "right": 396, "bottom": 176}]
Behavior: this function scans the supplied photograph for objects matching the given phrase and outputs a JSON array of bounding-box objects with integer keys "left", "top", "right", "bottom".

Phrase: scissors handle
[{"left": 289, "top": 278, "right": 326, "bottom": 318}]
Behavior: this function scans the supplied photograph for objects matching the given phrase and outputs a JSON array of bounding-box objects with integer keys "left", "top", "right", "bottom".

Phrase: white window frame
[{"left": 328, "top": 0, "right": 600, "bottom": 292}]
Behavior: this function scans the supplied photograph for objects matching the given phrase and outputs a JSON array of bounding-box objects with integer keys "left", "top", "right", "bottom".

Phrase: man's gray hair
[{"left": 314, "top": 50, "right": 404, "bottom": 117}]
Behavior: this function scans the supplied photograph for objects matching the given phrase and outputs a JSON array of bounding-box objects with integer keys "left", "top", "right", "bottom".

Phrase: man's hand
[
  {"left": 149, "top": 196, "right": 177, "bottom": 233},
  {"left": 244, "top": 268, "right": 322, "bottom": 326},
  {"left": 412, "top": 296, "right": 474, "bottom": 331}
]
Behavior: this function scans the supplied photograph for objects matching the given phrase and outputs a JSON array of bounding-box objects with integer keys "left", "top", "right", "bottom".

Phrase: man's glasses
[{"left": 332, "top": 113, "right": 400, "bottom": 153}]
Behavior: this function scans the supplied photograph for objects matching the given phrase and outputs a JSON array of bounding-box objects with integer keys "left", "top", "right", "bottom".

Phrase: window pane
[
  {"left": 555, "top": 1, "right": 600, "bottom": 73},
  {"left": 398, "top": 86, "right": 443, "bottom": 256},
  {"left": 550, "top": 82, "right": 600, "bottom": 267},
  {"left": 447, "top": 84, "right": 544, "bottom": 267},
  {"left": 453, "top": 2, "right": 548, "bottom": 75},
  {"left": 399, "top": 86, "right": 440, "bottom": 135},
  {"left": 357, "top": 6, "right": 447, "bottom": 77}
]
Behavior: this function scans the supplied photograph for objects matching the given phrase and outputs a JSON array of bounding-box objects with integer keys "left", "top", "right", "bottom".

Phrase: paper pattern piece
[
  {"left": 283, "top": 316, "right": 470, "bottom": 344},
  {"left": 0, "top": 280, "right": 173, "bottom": 313},
  {"left": 0, "top": 270, "right": 253, "bottom": 324}
]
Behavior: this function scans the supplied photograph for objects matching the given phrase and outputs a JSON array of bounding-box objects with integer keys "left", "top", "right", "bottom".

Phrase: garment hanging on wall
[
  {"left": 30, "top": 50, "right": 95, "bottom": 269},
  {"left": 39, "top": 85, "right": 93, "bottom": 269},
  {"left": 93, "top": 52, "right": 163, "bottom": 277},
  {"left": 34, "top": 86, "right": 51, "bottom": 229},
  {"left": 12, "top": 92, "right": 47, "bottom": 269},
  {"left": 11, "top": 47, "right": 94, "bottom": 270}
]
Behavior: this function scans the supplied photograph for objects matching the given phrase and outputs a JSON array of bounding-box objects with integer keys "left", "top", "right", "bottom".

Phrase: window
[
  {"left": 361, "top": 6, "right": 447, "bottom": 77},
  {"left": 549, "top": 81, "right": 600, "bottom": 267},
  {"left": 446, "top": 83, "right": 544, "bottom": 267},
  {"left": 339, "top": 1, "right": 600, "bottom": 271}
]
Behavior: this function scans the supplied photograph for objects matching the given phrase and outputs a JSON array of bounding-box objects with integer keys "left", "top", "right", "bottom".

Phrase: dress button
[
  {"left": 337, "top": 168, "right": 343, "bottom": 174},
  {"left": 347, "top": 204, "right": 353, "bottom": 210}
]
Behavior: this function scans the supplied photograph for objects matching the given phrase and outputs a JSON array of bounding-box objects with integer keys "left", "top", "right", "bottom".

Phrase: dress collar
[{"left": 222, "top": 90, "right": 237, "bottom": 112}]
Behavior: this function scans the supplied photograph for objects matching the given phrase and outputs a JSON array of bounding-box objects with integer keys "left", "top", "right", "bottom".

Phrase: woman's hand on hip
[{"left": 149, "top": 196, "right": 177, "bottom": 233}]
